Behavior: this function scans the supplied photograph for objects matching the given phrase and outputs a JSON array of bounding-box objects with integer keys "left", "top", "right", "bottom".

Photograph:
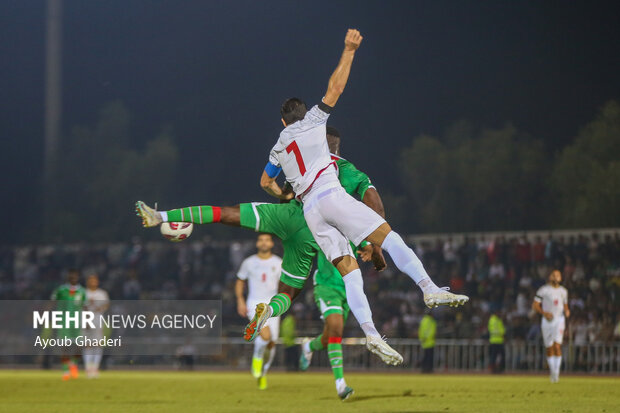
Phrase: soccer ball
[{"left": 160, "top": 222, "right": 193, "bottom": 242}]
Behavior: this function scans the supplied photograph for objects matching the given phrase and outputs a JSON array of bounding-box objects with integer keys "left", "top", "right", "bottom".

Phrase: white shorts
[
  {"left": 541, "top": 317, "right": 565, "bottom": 347},
  {"left": 82, "top": 327, "right": 104, "bottom": 341},
  {"left": 302, "top": 185, "right": 386, "bottom": 262},
  {"left": 247, "top": 301, "right": 280, "bottom": 340}
]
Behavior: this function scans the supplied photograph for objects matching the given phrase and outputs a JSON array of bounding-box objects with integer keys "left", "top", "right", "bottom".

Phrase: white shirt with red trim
[
  {"left": 237, "top": 254, "right": 282, "bottom": 305},
  {"left": 269, "top": 105, "right": 337, "bottom": 196},
  {"left": 534, "top": 284, "right": 568, "bottom": 320}
]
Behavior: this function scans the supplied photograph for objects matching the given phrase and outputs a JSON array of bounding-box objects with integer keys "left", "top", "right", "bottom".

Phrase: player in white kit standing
[
  {"left": 533, "top": 270, "right": 570, "bottom": 383},
  {"left": 82, "top": 274, "right": 110, "bottom": 378},
  {"left": 255, "top": 29, "right": 468, "bottom": 359},
  {"left": 235, "top": 234, "right": 282, "bottom": 390}
]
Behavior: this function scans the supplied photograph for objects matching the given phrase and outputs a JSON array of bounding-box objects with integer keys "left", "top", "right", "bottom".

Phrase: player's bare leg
[
  {"left": 366, "top": 223, "right": 469, "bottom": 308},
  {"left": 300, "top": 314, "right": 353, "bottom": 400},
  {"left": 334, "top": 255, "right": 402, "bottom": 366}
]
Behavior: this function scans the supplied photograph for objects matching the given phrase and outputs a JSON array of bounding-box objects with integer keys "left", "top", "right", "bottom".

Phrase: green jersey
[
  {"left": 333, "top": 156, "right": 374, "bottom": 199},
  {"left": 51, "top": 283, "right": 86, "bottom": 310},
  {"left": 50, "top": 283, "right": 86, "bottom": 338},
  {"left": 314, "top": 250, "right": 343, "bottom": 290}
]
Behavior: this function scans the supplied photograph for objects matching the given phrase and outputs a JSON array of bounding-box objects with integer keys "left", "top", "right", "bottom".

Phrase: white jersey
[
  {"left": 269, "top": 104, "right": 338, "bottom": 196},
  {"left": 534, "top": 284, "right": 568, "bottom": 319},
  {"left": 84, "top": 288, "right": 109, "bottom": 330},
  {"left": 237, "top": 254, "right": 282, "bottom": 304}
]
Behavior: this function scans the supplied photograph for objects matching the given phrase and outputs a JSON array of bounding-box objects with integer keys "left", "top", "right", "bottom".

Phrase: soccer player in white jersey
[
  {"left": 235, "top": 234, "right": 282, "bottom": 390},
  {"left": 256, "top": 29, "right": 468, "bottom": 353},
  {"left": 533, "top": 270, "right": 570, "bottom": 383},
  {"left": 82, "top": 274, "right": 110, "bottom": 378}
]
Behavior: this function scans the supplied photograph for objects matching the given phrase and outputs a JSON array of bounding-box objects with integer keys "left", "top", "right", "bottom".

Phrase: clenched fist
[{"left": 344, "top": 29, "right": 363, "bottom": 51}]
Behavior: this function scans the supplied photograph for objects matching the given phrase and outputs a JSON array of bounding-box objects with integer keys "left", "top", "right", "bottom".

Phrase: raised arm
[{"left": 322, "top": 29, "right": 363, "bottom": 107}]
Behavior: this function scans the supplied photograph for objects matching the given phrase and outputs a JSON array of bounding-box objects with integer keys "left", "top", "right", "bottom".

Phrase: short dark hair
[
  {"left": 281, "top": 98, "right": 307, "bottom": 125},
  {"left": 326, "top": 126, "right": 341, "bottom": 155}
]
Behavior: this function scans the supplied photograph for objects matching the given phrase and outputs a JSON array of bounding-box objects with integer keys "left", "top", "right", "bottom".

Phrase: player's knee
[
  {"left": 278, "top": 282, "right": 301, "bottom": 300},
  {"left": 220, "top": 206, "right": 241, "bottom": 225},
  {"left": 333, "top": 255, "right": 358, "bottom": 275},
  {"left": 327, "top": 324, "right": 343, "bottom": 338},
  {"left": 326, "top": 314, "right": 344, "bottom": 338},
  {"left": 367, "top": 223, "right": 392, "bottom": 246}
]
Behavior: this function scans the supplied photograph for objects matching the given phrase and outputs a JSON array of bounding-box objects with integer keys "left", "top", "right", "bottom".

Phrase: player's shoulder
[
  {"left": 244, "top": 254, "right": 260, "bottom": 262},
  {"left": 333, "top": 155, "right": 352, "bottom": 168},
  {"left": 270, "top": 254, "right": 283, "bottom": 264}
]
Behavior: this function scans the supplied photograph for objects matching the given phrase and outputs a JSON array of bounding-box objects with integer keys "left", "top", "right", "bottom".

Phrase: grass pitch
[{"left": 0, "top": 370, "right": 617, "bottom": 413}]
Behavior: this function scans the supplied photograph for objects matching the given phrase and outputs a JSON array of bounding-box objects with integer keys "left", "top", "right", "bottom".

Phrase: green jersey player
[
  {"left": 135, "top": 131, "right": 403, "bottom": 372},
  {"left": 50, "top": 269, "right": 86, "bottom": 380},
  {"left": 297, "top": 128, "right": 377, "bottom": 399}
]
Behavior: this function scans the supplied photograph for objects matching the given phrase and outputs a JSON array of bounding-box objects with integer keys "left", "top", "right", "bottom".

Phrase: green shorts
[
  {"left": 239, "top": 202, "right": 319, "bottom": 289},
  {"left": 313, "top": 284, "right": 350, "bottom": 321}
]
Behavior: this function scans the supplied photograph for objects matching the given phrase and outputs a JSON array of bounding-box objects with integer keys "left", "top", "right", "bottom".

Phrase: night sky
[{"left": 1, "top": 1, "right": 620, "bottom": 223}]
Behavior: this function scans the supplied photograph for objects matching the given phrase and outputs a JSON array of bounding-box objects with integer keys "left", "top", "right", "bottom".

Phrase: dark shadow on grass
[{"left": 348, "top": 392, "right": 427, "bottom": 403}]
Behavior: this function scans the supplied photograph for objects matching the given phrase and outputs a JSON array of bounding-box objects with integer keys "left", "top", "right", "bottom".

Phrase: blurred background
[{"left": 0, "top": 1, "right": 618, "bottom": 373}]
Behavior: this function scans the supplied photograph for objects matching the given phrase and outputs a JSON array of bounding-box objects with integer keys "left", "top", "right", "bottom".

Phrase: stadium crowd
[{"left": 1, "top": 231, "right": 619, "bottom": 344}]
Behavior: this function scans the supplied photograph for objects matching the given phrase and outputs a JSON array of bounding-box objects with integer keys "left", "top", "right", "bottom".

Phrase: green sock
[
  {"left": 328, "top": 339, "right": 344, "bottom": 380},
  {"left": 309, "top": 334, "right": 325, "bottom": 352},
  {"left": 62, "top": 361, "right": 69, "bottom": 373},
  {"left": 166, "top": 206, "right": 220, "bottom": 224},
  {"left": 268, "top": 293, "right": 291, "bottom": 317}
]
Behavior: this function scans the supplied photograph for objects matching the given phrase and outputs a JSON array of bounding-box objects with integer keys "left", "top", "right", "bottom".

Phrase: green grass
[{"left": 0, "top": 370, "right": 617, "bottom": 413}]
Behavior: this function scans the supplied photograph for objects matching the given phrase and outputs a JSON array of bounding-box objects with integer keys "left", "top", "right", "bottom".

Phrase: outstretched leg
[
  {"left": 366, "top": 223, "right": 469, "bottom": 308},
  {"left": 136, "top": 201, "right": 243, "bottom": 227}
]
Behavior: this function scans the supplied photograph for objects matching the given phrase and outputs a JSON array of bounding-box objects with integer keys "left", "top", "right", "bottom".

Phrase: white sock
[
  {"left": 263, "top": 345, "right": 276, "bottom": 373},
  {"left": 552, "top": 355, "right": 562, "bottom": 377},
  {"left": 93, "top": 348, "right": 103, "bottom": 370},
  {"left": 361, "top": 322, "right": 380, "bottom": 337},
  {"left": 547, "top": 356, "right": 554, "bottom": 374},
  {"left": 253, "top": 336, "right": 268, "bottom": 359},
  {"left": 303, "top": 340, "right": 311, "bottom": 354},
  {"left": 336, "top": 378, "right": 347, "bottom": 392},
  {"left": 381, "top": 231, "right": 438, "bottom": 293},
  {"left": 160, "top": 211, "right": 168, "bottom": 222},
  {"left": 342, "top": 269, "right": 378, "bottom": 336},
  {"left": 83, "top": 350, "right": 93, "bottom": 371}
]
